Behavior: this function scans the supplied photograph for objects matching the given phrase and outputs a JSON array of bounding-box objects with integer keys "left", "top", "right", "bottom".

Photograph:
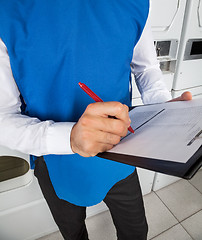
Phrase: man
[{"left": 0, "top": 1, "right": 192, "bottom": 239}]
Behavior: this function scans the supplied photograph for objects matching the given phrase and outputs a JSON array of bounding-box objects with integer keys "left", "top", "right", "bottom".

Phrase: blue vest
[{"left": 0, "top": 0, "right": 149, "bottom": 206}]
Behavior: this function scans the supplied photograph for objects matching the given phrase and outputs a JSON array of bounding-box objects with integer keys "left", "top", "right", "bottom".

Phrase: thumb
[{"left": 169, "top": 91, "right": 192, "bottom": 102}]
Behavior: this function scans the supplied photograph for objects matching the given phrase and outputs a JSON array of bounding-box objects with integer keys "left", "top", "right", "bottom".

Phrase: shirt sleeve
[
  {"left": 131, "top": 20, "right": 172, "bottom": 104},
  {"left": 0, "top": 38, "right": 75, "bottom": 156}
]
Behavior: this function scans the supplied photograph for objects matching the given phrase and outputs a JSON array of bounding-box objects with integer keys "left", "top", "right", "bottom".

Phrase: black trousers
[{"left": 34, "top": 157, "right": 148, "bottom": 240}]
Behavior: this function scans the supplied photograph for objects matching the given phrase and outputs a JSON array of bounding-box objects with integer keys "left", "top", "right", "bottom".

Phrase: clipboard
[
  {"left": 98, "top": 99, "right": 202, "bottom": 180},
  {"left": 98, "top": 145, "right": 202, "bottom": 180}
]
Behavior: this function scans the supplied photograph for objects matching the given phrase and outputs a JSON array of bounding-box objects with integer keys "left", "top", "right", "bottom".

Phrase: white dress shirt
[{"left": 0, "top": 20, "right": 172, "bottom": 156}]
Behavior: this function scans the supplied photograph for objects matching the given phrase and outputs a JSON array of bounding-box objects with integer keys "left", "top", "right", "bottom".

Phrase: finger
[
  {"left": 169, "top": 91, "right": 192, "bottom": 102},
  {"left": 96, "top": 131, "right": 121, "bottom": 145},
  {"left": 80, "top": 140, "right": 114, "bottom": 157},
  {"left": 99, "top": 143, "right": 114, "bottom": 153},
  {"left": 80, "top": 114, "right": 129, "bottom": 137},
  {"left": 180, "top": 91, "right": 192, "bottom": 101},
  {"left": 85, "top": 102, "right": 130, "bottom": 126},
  {"left": 90, "top": 143, "right": 114, "bottom": 156}
]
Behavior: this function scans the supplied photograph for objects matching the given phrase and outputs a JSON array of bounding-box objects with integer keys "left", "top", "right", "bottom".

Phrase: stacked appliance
[
  {"left": 172, "top": 0, "right": 202, "bottom": 99},
  {"left": 132, "top": 0, "right": 188, "bottom": 191},
  {"left": 153, "top": 0, "right": 202, "bottom": 191}
]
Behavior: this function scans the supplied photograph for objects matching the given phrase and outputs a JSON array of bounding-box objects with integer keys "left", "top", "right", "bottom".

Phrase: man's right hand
[{"left": 70, "top": 102, "right": 131, "bottom": 157}]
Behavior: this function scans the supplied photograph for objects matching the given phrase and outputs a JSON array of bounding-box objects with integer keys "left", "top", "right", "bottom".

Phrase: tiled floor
[{"left": 38, "top": 170, "right": 202, "bottom": 240}]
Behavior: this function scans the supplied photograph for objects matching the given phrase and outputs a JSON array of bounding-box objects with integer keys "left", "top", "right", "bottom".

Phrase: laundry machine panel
[
  {"left": 173, "top": 0, "right": 202, "bottom": 91},
  {"left": 150, "top": 0, "right": 180, "bottom": 30},
  {"left": 174, "top": 59, "right": 202, "bottom": 89},
  {"left": 137, "top": 168, "right": 156, "bottom": 195},
  {"left": 150, "top": 0, "right": 187, "bottom": 38},
  {"left": 199, "top": 0, "right": 202, "bottom": 27}
]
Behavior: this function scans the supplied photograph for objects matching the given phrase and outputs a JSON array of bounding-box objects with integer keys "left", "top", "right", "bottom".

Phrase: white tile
[
  {"left": 143, "top": 192, "right": 178, "bottom": 239},
  {"left": 86, "top": 210, "right": 116, "bottom": 240},
  {"left": 156, "top": 179, "right": 202, "bottom": 221},
  {"left": 37, "top": 231, "right": 63, "bottom": 240},
  {"left": 150, "top": 224, "right": 192, "bottom": 240},
  {"left": 181, "top": 210, "right": 202, "bottom": 240},
  {"left": 189, "top": 169, "right": 202, "bottom": 193}
]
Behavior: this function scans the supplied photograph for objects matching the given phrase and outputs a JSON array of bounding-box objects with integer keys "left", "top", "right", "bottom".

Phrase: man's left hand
[{"left": 169, "top": 91, "right": 192, "bottom": 102}]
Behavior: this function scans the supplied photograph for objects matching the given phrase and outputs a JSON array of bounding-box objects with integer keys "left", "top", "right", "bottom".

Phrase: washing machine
[
  {"left": 0, "top": 146, "right": 60, "bottom": 240},
  {"left": 131, "top": 0, "right": 188, "bottom": 194},
  {"left": 0, "top": 145, "right": 112, "bottom": 239},
  {"left": 172, "top": 0, "right": 202, "bottom": 98},
  {"left": 153, "top": 0, "right": 202, "bottom": 191},
  {"left": 0, "top": 147, "right": 150, "bottom": 240},
  {"left": 132, "top": 0, "right": 188, "bottom": 106},
  {"left": 0, "top": 146, "right": 31, "bottom": 192}
]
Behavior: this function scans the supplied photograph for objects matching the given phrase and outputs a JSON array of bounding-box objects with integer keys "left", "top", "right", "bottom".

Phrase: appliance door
[
  {"left": 0, "top": 146, "right": 31, "bottom": 192},
  {"left": 150, "top": 0, "right": 180, "bottom": 31},
  {"left": 173, "top": 0, "right": 202, "bottom": 90}
]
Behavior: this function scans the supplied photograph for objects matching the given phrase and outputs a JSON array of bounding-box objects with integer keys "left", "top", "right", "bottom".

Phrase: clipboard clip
[{"left": 187, "top": 130, "right": 202, "bottom": 146}]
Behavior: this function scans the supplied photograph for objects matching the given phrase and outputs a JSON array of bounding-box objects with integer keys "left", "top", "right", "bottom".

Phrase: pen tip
[{"left": 128, "top": 126, "right": 135, "bottom": 134}]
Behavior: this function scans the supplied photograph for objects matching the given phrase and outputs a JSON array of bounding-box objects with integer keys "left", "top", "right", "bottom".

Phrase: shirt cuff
[{"left": 45, "top": 122, "right": 76, "bottom": 155}]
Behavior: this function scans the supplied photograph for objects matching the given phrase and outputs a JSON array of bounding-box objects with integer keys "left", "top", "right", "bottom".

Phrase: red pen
[{"left": 78, "top": 82, "right": 135, "bottom": 134}]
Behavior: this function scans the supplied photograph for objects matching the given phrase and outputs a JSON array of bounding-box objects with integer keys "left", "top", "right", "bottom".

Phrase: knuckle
[
  {"left": 114, "top": 102, "right": 124, "bottom": 114},
  {"left": 113, "top": 135, "right": 121, "bottom": 145},
  {"left": 123, "top": 128, "right": 128, "bottom": 137},
  {"left": 116, "top": 122, "right": 126, "bottom": 135},
  {"left": 103, "top": 144, "right": 114, "bottom": 152},
  {"left": 90, "top": 154, "right": 96, "bottom": 157},
  {"left": 120, "top": 124, "right": 128, "bottom": 136},
  {"left": 82, "top": 140, "right": 100, "bottom": 157},
  {"left": 106, "top": 133, "right": 112, "bottom": 142},
  {"left": 79, "top": 115, "right": 91, "bottom": 127},
  {"left": 111, "top": 120, "right": 119, "bottom": 132},
  {"left": 79, "top": 117, "right": 87, "bottom": 126},
  {"left": 107, "top": 133, "right": 120, "bottom": 145},
  {"left": 86, "top": 103, "right": 95, "bottom": 112},
  {"left": 120, "top": 126, "right": 126, "bottom": 135},
  {"left": 124, "top": 104, "right": 129, "bottom": 112},
  {"left": 90, "top": 149, "right": 100, "bottom": 157}
]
